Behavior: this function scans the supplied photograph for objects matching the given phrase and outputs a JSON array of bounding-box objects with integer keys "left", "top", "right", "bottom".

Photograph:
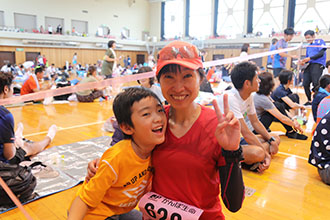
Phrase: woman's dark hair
[
  {"left": 241, "top": 43, "right": 250, "bottom": 53},
  {"left": 137, "top": 66, "right": 154, "bottom": 85},
  {"left": 87, "top": 66, "right": 96, "bottom": 77},
  {"left": 108, "top": 40, "right": 116, "bottom": 48},
  {"left": 278, "top": 70, "right": 293, "bottom": 85},
  {"left": 0, "top": 71, "right": 14, "bottom": 94},
  {"left": 230, "top": 62, "right": 257, "bottom": 90},
  {"left": 156, "top": 64, "right": 205, "bottom": 82},
  {"left": 314, "top": 74, "right": 330, "bottom": 97},
  {"left": 257, "top": 72, "right": 275, "bottom": 96},
  {"left": 113, "top": 87, "right": 162, "bottom": 139}
]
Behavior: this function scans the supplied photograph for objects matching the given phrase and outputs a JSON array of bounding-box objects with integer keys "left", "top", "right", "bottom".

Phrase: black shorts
[{"left": 8, "top": 147, "right": 28, "bottom": 165}]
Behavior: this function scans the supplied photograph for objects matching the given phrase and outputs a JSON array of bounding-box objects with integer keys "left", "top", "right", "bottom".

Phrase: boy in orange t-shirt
[{"left": 68, "top": 87, "right": 167, "bottom": 220}]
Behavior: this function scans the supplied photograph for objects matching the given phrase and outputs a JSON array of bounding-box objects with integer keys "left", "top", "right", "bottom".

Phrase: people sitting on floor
[
  {"left": 312, "top": 75, "right": 330, "bottom": 121},
  {"left": 20, "top": 66, "right": 53, "bottom": 96},
  {"left": 76, "top": 66, "right": 104, "bottom": 102},
  {"left": 251, "top": 72, "right": 307, "bottom": 140},
  {"left": 271, "top": 70, "right": 306, "bottom": 121},
  {"left": 0, "top": 71, "right": 57, "bottom": 165},
  {"left": 217, "top": 62, "right": 280, "bottom": 173}
]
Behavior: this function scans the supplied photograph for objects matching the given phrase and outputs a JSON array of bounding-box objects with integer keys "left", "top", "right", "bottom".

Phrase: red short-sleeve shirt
[
  {"left": 152, "top": 105, "right": 226, "bottom": 220},
  {"left": 21, "top": 75, "right": 38, "bottom": 95}
]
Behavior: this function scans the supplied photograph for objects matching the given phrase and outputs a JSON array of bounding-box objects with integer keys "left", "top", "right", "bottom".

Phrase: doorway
[{"left": 136, "top": 54, "right": 145, "bottom": 65}]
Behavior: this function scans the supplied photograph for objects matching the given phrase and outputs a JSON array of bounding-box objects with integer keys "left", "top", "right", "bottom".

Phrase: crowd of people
[{"left": 1, "top": 28, "right": 330, "bottom": 219}]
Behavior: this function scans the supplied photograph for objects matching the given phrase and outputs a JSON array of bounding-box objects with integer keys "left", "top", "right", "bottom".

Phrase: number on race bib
[
  {"left": 145, "top": 203, "right": 182, "bottom": 220},
  {"left": 145, "top": 203, "right": 156, "bottom": 218}
]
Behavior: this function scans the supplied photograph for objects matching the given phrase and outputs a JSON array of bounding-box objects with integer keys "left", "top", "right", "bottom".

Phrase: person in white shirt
[
  {"left": 217, "top": 62, "right": 280, "bottom": 172},
  {"left": 48, "top": 25, "right": 53, "bottom": 34}
]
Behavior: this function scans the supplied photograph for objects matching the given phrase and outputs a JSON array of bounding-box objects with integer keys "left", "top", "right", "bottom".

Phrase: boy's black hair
[
  {"left": 156, "top": 64, "right": 205, "bottom": 82},
  {"left": 319, "top": 74, "right": 330, "bottom": 89},
  {"left": 107, "top": 40, "right": 116, "bottom": 48},
  {"left": 284, "top": 27, "right": 295, "bottom": 35},
  {"left": 230, "top": 62, "right": 257, "bottom": 90},
  {"left": 35, "top": 66, "right": 44, "bottom": 74},
  {"left": 257, "top": 72, "right": 275, "bottom": 96},
  {"left": 278, "top": 70, "right": 294, "bottom": 85},
  {"left": 326, "top": 60, "right": 330, "bottom": 68},
  {"left": 113, "top": 87, "right": 163, "bottom": 139},
  {"left": 0, "top": 71, "right": 14, "bottom": 94},
  {"left": 304, "top": 30, "right": 315, "bottom": 36},
  {"left": 137, "top": 66, "right": 154, "bottom": 85},
  {"left": 241, "top": 43, "right": 250, "bottom": 52}
]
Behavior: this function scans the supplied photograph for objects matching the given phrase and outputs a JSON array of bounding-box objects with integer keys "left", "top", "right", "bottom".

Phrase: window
[
  {"left": 164, "top": 0, "right": 184, "bottom": 39},
  {"left": 71, "top": 20, "right": 88, "bottom": 35},
  {"left": 295, "top": 0, "right": 330, "bottom": 33},
  {"left": 253, "top": 0, "right": 284, "bottom": 37},
  {"left": 217, "top": 0, "right": 245, "bottom": 39},
  {"left": 45, "top": 17, "right": 64, "bottom": 34},
  {"left": 14, "top": 13, "right": 37, "bottom": 32},
  {"left": 189, "top": 0, "right": 212, "bottom": 39}
]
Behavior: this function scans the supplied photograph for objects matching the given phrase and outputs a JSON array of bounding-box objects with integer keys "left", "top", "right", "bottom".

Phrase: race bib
[{"left": 139, "top": 192, "right": 203, "bottom": 220}]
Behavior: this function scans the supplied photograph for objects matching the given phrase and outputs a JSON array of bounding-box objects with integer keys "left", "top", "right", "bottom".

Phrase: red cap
[{"left": 156, "top": 41, "right": 203, "bottom": 75}]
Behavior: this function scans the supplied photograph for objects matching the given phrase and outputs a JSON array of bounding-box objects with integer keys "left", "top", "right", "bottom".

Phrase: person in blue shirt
[
  {"left": 312, "top": 75, "right": 330, "bottom": 121},
  {"left": 300, "top": 30, "right": 327, "bottom": 105},
  {"left": 273, "top": 28, "right": 297, "bottom": 78},
  {"left": 0, "top": 72, "right": 57, "bottom": 164},
  {"left": 267, "top": 38, "right": 278, "bottom": 68}
]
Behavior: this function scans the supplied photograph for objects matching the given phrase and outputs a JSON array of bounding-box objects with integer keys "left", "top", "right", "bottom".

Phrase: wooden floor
[{"left": 0, "top": 88, "right": 329, "bottom": 220}]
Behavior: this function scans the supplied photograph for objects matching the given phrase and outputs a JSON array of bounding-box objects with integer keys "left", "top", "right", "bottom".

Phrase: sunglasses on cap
[{"left": 157, "top": 45, "right": 201, "bottom": 61}]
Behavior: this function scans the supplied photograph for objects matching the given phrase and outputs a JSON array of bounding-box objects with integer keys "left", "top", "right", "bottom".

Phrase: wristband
[
  {"left": 267, "top": 136, "right": 275, "bottom": 145},
  {"left": 221, "top": 145, "right": 244, "bottom": 163}
]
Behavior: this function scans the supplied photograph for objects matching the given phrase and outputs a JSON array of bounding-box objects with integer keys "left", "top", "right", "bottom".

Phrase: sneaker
[
  {"left": 304, "top": 101, "right": 312, "bottom": 106},
  {"left": 286, "top": 131, "right": 308, "bottom": 140}
]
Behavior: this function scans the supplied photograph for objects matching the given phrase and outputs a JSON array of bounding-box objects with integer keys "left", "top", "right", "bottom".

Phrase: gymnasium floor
[{"left": 0, "top": 85, "right": 329, "bottom": 220}]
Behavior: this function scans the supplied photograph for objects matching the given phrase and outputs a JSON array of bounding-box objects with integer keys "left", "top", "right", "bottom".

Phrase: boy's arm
[{"left": 68, "top": 196, "right": 89, "bottom": 220}]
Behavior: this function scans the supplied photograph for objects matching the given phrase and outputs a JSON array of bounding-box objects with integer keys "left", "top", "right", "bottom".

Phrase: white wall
[
  {"left": 149, "top": 2, "right": 161, "bottom": 41},
  {"left": 1, "top": 0, "right": 151, "bottom": 40}
]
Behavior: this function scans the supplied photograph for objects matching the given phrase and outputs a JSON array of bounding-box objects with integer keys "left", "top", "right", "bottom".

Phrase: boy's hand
[
  {"left": 86, "top": 158, "right": 100, "bottom": 183},
  {"left": 212, "top": 94, "right": 241, "bottom": 151}
]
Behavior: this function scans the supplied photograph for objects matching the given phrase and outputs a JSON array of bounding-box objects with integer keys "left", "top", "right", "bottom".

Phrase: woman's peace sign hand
[{"left": 212, "top": 94, "right": 241, "bottom": 151}]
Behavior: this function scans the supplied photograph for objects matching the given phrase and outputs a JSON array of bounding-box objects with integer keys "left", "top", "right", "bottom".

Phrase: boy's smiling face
[{"left": 128, "top": 96, "right": 167, "bottom": 151}]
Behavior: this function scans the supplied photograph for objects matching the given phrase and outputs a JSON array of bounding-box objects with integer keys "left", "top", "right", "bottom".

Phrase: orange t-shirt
[
  {"left": 20, "top": 75, "right": 38, "bottom": 95},
  {"left": 77, "top": 139, "right": 153, "bottom": 220}
]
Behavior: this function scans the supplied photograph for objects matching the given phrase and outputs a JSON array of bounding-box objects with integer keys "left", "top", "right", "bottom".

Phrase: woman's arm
[{"left": 219, "top": 147, "right": 245, "bottom": 212}]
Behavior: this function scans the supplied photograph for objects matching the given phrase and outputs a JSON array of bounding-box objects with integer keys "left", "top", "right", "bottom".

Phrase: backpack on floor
[{"left": 0, "top": 161, "right": 38, "bottom": 207}]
